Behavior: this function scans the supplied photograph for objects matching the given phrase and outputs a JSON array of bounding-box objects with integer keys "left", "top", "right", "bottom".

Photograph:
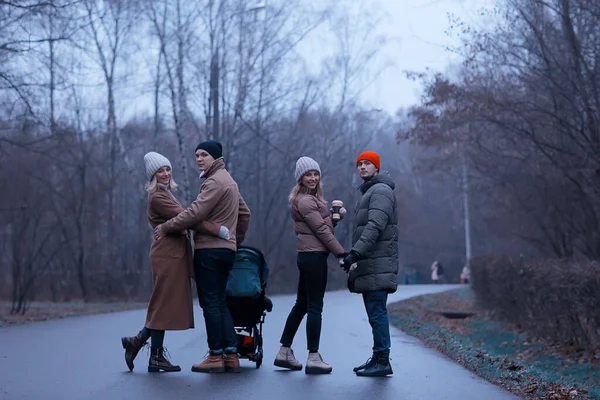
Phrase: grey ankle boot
[
  {"left": 274, "top": 346, "right": 303, "bottom": 370},
  {"left": 305, "top": 352, "right": 332, "bottom": 375}
]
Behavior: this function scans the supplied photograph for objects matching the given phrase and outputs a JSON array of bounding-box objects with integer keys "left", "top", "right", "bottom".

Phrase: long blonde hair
[
  {"left": 145, "top": 175, "right": 178, "bottom": 193},
  {"left": 289, "top": 181, "right": 325, "bottom": 203}
]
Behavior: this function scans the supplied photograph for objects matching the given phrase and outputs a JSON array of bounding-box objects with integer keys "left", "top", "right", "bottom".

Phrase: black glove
[{"left": 340, "top": 250, "right": 359, "bottom": 273}]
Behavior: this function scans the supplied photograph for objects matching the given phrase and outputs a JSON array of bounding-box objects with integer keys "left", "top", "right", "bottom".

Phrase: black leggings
[
  {"left": 140, "top": 327, "right": 164, "bottom": 350},
  {"left": 280, "top": 252, "right": 328, "bottom": 352}
]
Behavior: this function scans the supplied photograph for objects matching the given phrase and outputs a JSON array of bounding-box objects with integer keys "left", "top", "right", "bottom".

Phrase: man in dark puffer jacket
[{"left": 341, "top": 150, "right": 398, "bottom": 377}]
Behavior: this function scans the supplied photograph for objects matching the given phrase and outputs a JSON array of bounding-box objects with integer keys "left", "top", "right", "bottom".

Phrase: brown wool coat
[{"left": 145, "top": 185, "right": 220, "bottom": 330}]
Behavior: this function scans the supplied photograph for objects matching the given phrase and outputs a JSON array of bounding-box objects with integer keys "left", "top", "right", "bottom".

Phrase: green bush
[{"left": 470, "top": 256, "right": 600, "bottom": 350}]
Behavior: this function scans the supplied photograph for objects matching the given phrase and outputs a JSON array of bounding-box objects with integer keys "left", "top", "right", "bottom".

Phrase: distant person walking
[
  {"left": 460, "top": 264, "right": 470, "bottom": 284},
  {"left": 121, "top": 152, "right": 228, "bottom": 373},
  {"left": 431, "top": 260, "right": 444, "bottom": 284}
]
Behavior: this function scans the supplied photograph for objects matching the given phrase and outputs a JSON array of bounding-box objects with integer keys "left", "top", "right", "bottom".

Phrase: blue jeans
[
  {"left": 362, "top": 290, "right": 391, "bottom": 353},
  {"left": 194, "top": 249, "right": 237, "bottom": 356}
]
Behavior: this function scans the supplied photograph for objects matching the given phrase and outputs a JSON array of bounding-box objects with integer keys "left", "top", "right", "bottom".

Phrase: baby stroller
[{"left": 226, "top": 245, "right": 273, "bottom": 368}]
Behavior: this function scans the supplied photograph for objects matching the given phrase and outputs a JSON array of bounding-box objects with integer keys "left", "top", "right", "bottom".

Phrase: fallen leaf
[{"left": 525, "top": 384, "right": 538, "bottom": 393}]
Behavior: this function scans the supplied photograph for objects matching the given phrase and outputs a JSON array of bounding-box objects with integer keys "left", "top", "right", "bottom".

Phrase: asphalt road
[{"left": 0, "top": 284, "right": 519, "bottom": 400}]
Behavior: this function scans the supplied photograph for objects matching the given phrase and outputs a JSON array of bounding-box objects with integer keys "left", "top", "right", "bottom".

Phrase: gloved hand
[
  {"left": 339, "top": 250, "right": 359, "bottom": 273},
  {"left": 219, "top": 226, "right": 230, "bottom": 240}
]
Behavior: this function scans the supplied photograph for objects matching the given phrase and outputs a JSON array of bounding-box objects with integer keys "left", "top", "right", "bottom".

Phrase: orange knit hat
[{"left": 356, "top": 151, "right": 380, "bottom": 171}]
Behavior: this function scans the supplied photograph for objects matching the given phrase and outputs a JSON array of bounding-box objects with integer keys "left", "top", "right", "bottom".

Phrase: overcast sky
[
  {"left": 115, "top": 0, "right": 498, "bottom": 123},
  {"left": 355, "top": 0, "right": 496, "bottom": 115}
]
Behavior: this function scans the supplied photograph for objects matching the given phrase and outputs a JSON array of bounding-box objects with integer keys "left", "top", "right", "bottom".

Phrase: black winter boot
[
  {"left": 356, "top": 350, "right": 393, "bottom": 377},
  {"left": 148, "top": 348, "right": 181, "bottom": 373},
  {"left": 353, "top": 353, "right": 377, "bottom": 373}
]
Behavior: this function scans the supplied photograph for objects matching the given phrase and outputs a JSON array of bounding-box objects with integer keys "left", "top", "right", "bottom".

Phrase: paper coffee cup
[{"left": 332, "top": 200, "right": 343, "bottom": 220}]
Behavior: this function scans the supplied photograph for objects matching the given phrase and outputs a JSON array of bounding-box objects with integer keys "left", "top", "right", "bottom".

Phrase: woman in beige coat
[{"left": 120, "top": 152, "right": 229, "bottom": 373}]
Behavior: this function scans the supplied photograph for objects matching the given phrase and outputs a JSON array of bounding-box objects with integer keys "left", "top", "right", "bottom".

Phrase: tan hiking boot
[
  {"left": 121, "top": 331, "right": 147, "bottom": 371},
  {"left": 224, "top": 353, "right": 241, "bottom": 373},
  {"left": 148, "top": 348, "right": 181, "bottom": 373},
  {"left": 273, "top": 346, "right": 302, "bottom": 371},
  {"left": 191, "top": 353, "right": 225, "bottom": 373},
  {"left": 305, "top": 352, "right": 332, "bottom": 375}
]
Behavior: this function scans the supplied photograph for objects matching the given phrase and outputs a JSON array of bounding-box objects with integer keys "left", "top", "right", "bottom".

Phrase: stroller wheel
[{"left": 255, "top": 349, "right": 263, "bottom": 368}]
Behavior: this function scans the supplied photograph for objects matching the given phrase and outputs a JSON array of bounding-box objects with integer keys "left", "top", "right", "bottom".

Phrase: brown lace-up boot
[
  {"left": 121, "top": 331, "right": 147, "bottom": 371},
  {"left": 223, "top": 353, "right": 241, "bottom": 373},
  {"left": 148, "top": 348, "right": 181, "bottom": 373},
  {"left": 191, "top": 353, "right": 226, "bottom": 373}
]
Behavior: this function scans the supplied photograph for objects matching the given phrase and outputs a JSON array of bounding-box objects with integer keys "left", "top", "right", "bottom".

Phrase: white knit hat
[
  {"left": 144, "top": 152, "right": 172, "bottom": 181},
  {"left": 294, "top": 156, "right": 321, "bottom": 182}
]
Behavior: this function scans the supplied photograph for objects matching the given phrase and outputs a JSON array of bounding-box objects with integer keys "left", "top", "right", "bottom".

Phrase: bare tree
[
  {"left": 79, "top": 0, "right": 137, "bottom": 217},
  {"left": 0, "top": 0, "right": 410, "bottom": 304},
  {"left": 145, "top": 0, "right": 198, "bottom": 202}
]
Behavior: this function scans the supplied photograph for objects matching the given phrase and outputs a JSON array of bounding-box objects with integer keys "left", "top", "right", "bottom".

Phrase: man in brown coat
[{"left": 154, "top": 140, "right": 251, "bottom": 373}]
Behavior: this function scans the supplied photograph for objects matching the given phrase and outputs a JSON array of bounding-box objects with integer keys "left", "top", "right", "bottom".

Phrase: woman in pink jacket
[{"left": 273, "top": 156, "right": 347, "bottom": 374}]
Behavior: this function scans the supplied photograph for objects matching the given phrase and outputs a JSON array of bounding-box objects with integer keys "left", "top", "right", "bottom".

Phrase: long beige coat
[{"left": 145, "top": 185, "right": 219, "bottom": 330}]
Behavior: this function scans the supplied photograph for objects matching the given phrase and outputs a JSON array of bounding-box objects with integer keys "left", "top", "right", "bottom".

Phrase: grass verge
[
  {"left": 388, "top": 287, "right": 599, "bottom": 400},
  {"left": 0, "top": 301, "right": 147, "bottom": 328}
]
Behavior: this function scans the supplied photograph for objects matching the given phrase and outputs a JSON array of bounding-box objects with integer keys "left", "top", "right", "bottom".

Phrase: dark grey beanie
[{"left": 195, "top": 140, "right": 223, "bottom": 160}]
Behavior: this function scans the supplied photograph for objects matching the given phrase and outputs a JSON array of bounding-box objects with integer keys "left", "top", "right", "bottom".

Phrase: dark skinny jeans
[{"left": 280, "top": 252, "right": 328, "bottom": 352}]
